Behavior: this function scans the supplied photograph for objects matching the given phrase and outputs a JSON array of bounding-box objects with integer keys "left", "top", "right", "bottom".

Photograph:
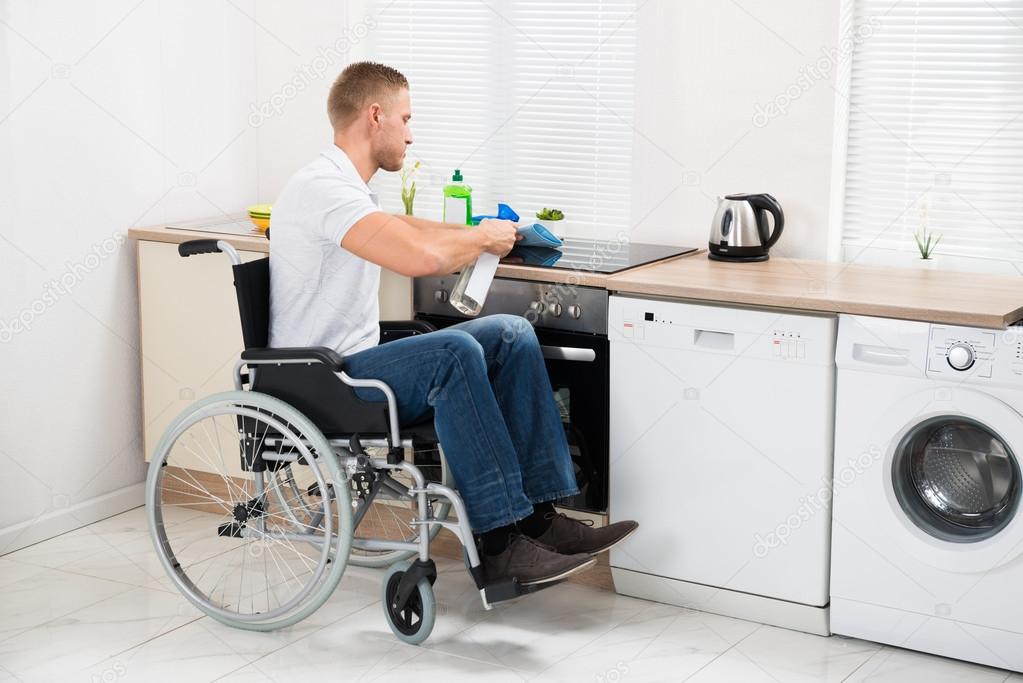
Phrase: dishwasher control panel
[{"left": 611, "top": 296, "right": 836, "bottom": 365}]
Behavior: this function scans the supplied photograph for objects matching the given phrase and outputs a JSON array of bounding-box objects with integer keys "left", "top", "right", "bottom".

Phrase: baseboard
[
  {"left": 611, "top": 566, "right": 831, "bottom": 636},
  {"left": 0, "top": 482, "right": 145, "bottom": 556}
]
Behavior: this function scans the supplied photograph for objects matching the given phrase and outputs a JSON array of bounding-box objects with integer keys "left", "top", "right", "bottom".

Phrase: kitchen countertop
[
  {"left": 128, "top": 216, "right": 688, "bottom": 289},
  {"left": 606, "top": 254, "right": 1023, "bottom": 329}
]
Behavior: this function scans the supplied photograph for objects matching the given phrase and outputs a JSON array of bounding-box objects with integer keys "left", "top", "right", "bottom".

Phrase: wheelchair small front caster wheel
[{"left": 381, "top": 560, "right": 436, "bottom": 645}]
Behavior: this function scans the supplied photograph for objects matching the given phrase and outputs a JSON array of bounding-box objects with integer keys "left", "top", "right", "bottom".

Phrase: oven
[{"left": 413, "top": 275, "right": 610, "bottom": 513}]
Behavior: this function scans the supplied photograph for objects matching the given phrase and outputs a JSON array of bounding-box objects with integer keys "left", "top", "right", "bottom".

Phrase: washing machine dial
[{"left": 946, "top": 342, "right": 975, "bottom": 371}]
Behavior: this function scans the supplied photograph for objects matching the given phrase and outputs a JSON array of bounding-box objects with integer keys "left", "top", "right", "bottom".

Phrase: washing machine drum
[{"left": 893, "top": 417, "right": 1021, "bottom": 542}]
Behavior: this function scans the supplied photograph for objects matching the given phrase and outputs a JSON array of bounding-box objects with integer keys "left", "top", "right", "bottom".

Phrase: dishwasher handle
[{"left": 540, "top": 345, "right": 596, "bottom": 363}]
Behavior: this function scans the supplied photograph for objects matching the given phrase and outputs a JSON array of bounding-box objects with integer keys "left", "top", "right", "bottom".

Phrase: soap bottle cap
[{"left": 452, "top": 169, "right": 463, "bottom": 182}]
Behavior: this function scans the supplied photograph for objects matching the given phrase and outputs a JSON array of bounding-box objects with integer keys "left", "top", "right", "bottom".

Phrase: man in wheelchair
[{"left": 268, "top": 61, "right": 638, "bottom": 587}]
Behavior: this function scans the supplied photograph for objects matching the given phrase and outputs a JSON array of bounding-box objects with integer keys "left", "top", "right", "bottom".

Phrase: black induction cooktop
[{"left": 500, "top": 238, "right": 698, "bottom": 274}]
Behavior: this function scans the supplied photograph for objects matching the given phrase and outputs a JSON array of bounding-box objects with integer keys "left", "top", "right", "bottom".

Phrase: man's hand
[{"left": 478, "top": 218, "right": 519, "bottom": 257}]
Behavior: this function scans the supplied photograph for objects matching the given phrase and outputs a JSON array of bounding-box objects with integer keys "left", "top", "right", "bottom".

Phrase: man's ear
[{"left": 367, "top": 102, "right": 382, "bottom": 129}]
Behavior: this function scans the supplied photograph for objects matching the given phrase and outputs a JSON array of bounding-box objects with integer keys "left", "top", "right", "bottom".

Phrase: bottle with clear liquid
[{"left": 445, "top": 170, "right": 499, "bottom": 316}]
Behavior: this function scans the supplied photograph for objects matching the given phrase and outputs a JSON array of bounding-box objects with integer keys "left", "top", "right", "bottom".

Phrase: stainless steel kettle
[{"left": 708, "top": 193, "right": 784, "bottom": 262}]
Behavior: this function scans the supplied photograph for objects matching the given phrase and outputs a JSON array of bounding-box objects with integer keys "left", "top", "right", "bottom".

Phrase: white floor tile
[
  {"left": 534, "top": 603, "right": 759, "bottom": 682},
  {"left": 87, "top": 619, "right": 256, "bottom": 683},
  {"left": 846, "top": 645, "right": 1012, "bottom": 683},
  {"left": 4, "top": 525, "right": 120, "bottom": 568},
  {"left": 0, "top": 557, "right": 45, "bottom": 588},
  {"left": 0, "top": 568, "right": 134, "bottom": 643},
  {"left": 7, "top": 513, "right": 1022, "bottom": 682},
  {"left": 715, "top": 625, "right": 881, "bottom": 682},
  {"left": 424, "top": 578, "right": 649, "bottom": 675},
  {"left": 0, "top": 586, "right": 200, "bottom": 680}
]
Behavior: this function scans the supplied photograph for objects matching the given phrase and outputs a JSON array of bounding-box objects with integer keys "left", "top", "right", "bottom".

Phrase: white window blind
[
  {"left": 841, "top": 0, "right": 1023, "bottom": 263},
  {"left": 367, "top": 0, "right": 636, "bottom": 238}
]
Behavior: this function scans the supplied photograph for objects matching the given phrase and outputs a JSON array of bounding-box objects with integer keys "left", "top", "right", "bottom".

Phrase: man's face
[{"left": 372, "top": 88, "right": 413, "bottom": 172}]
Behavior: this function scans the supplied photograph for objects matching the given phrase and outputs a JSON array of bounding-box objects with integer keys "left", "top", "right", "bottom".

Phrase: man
[{"left": 269, "top": 61, "right": 638, "bottom": 586}]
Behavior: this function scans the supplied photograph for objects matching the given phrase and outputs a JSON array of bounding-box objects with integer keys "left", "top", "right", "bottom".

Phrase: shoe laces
[
  {"left": 519, "top": 533, "right": 559, "bottom": 554},
  {"left": 545, "top": 511, "right": 594, "bottom": 527}
]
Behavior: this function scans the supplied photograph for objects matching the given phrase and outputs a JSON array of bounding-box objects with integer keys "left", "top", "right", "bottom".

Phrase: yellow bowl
[
  {"left": 248, "top": 203, "right": 272, "bottom": 216},
  {"left": 250, "top": 216, "right": 270, "bottom": 233}
]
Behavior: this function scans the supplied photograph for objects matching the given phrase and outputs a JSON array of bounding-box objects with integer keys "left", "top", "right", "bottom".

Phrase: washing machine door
[{"left": 881, "top": 389, "right": 1023, "bottom": 572}]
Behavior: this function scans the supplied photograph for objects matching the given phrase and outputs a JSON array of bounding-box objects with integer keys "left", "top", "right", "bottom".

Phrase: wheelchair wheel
[
  {"left": 381, "top": 560, "right": 436, "bottom": 645},
  {"left": 346, "top": 442, "right": 454, "bottom": 568},
  {"left": 146, "top": 390, "right": 352, "bottom": 631}
]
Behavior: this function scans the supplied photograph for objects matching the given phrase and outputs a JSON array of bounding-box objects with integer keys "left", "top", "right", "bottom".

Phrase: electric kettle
[{"left": 708, "top": 193, "right": 784, "bottom": 262}]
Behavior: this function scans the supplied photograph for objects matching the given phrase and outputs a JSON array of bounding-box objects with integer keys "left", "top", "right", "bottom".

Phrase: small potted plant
[
  {"left": 914, "top": 228, "right": 941, "bottom": 268},
  {"left": 535, "top": 207, "right": 565, "bottom": 236},
  {"left": 400, "top": 160, "right": 421, "bottom": 215},
  {"left": 913, "top": 196, "right": 941, "bottom": 268}
]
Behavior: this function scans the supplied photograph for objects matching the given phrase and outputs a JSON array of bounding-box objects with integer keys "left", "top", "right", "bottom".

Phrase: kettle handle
[{"left": 748, "top": 194, "right": 784, "bottom": 249}]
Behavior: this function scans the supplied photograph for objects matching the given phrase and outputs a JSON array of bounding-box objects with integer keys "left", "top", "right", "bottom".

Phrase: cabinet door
[{"left": 138, "top": 240, "right": 263, "bottom": 466}]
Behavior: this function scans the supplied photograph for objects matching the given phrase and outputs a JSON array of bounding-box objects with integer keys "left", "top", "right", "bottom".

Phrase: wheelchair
[{"left": 145, "top": 239, "right": 566, "bottom": 645}]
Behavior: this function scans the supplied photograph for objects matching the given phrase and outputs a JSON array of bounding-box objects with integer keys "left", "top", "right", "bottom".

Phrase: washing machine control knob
[{"left": 947, "top": 342, "right": 975, "bottom": 371}]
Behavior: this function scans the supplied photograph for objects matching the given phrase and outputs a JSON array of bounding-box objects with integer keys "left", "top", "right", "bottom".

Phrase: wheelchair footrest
[{"left": 483, "top": 576, "right": 566, "bottom": 605}]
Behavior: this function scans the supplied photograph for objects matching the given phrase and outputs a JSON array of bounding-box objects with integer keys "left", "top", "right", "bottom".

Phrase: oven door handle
[{"left": 540, "top": 345, "right": 597, "bottom": 363}]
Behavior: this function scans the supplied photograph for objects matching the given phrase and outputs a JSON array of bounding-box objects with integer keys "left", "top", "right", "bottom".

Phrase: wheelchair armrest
[
  {"left": 240, "top": 346, "right": 344, "bottom": 371},
  {"left": 379, "top": 319, "right": 436, "bottom": 343}
]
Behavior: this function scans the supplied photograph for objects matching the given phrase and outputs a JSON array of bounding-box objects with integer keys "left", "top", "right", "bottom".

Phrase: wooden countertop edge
[
  {"left": 607, "top": 280, "right": 1023, "bottom": 329},
  {"left": 129, "top": 225, "right": 270, "bottom": 254}
]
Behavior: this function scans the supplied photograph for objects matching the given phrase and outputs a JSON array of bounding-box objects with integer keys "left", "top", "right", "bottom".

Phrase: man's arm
[
  {"left": 396, "top": 213, "right": 465, "bottom": 231},
  {"left": 341, "top": 212, "right": 517, "bottom": 277}
]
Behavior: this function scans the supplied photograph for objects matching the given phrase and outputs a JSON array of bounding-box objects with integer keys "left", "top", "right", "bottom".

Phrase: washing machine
[{"left": 831, "top": 313, "right": 1023, "bottom": 672}]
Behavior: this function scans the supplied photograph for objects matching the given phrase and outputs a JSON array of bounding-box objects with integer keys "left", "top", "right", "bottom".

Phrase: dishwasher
[{"left": 608, "top": 295, "right": 837, "bottom": 635}]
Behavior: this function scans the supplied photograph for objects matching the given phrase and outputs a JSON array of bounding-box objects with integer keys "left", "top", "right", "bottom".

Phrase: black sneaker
[{"left": 481, "top": 533, "right": 596, "bottom": 586}]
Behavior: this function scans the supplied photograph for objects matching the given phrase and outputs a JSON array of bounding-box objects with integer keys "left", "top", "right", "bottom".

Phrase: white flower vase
[{"left": 914, "top": 256, "right": 938, "bottom": 270}]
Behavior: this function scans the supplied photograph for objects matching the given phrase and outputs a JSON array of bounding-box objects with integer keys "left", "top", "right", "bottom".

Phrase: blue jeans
[{"left": 344, "top": 314, "right": 579, "bottom": 533}]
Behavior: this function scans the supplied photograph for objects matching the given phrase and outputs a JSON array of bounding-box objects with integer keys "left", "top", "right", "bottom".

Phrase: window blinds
[
  {"left": 368, "top": 0, "right": 637, "bottom": 236},
  {"left": 841, "top": 0, "right": 1023, "bottom": 263}
]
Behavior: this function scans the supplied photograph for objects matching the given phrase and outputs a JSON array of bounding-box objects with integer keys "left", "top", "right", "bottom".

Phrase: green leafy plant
[
  {"left": 914, "top": 228, "right": 942, "bottom": 259},
  {"left": 536, "top": 207, "right": 564, "bottom": 221},
  {"left": 400, "top": 160, "right": 421, "bottom": 215}
]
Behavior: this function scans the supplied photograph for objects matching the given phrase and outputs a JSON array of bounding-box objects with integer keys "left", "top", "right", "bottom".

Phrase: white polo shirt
[{"left": 268, "top": 144, "right": 383, "bottom": 355}]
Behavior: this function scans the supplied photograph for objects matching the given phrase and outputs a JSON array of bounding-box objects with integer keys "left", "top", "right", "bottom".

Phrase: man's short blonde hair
[{"left": 327, "top": 61, "right": 408, "bottom": 130}]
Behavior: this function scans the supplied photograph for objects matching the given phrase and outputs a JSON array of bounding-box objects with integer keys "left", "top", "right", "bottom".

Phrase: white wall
[
  {"left": 0, "top": 0, "right": 258, "bottom": 550},
  {"left": 629, "top": 0, "right": 841, "bottom": 260},
  {"left": 0, "top": 0, "right": 845, "bottom": 549}
]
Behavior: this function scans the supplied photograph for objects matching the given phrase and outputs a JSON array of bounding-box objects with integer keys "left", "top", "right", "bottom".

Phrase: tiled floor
[{"left": 0, "top": 507, "right": 1018, "bottom": 682}]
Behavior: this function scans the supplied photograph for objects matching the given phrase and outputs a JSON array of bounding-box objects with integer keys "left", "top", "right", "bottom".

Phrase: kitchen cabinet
[{"left": 135, "top": 236, "right": 412, "bottom": 466}]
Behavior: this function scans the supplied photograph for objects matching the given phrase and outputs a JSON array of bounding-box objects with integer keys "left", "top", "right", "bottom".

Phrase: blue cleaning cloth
[
  {"left": 472, "top": 202, "right": 564, "bottom": 248},
  {"left": 504, "top": 245, "right": 563, "bottom": 267},
  {"left": 515, "top": 222, "right": 563, "bottom": 248}
]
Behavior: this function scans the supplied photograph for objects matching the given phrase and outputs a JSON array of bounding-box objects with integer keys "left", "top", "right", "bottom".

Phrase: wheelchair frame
[{"left": 148, "top": 239, "right": 562, "bottom": 645}]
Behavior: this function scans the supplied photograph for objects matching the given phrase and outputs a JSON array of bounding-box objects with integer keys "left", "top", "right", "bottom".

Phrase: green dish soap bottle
[{"left": 442, "top": 169, "right": 472, "bottom": 224}]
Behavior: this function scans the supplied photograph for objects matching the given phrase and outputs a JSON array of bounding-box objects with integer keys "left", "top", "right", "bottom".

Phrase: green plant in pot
[{"left": 400, "top": 160, "right": 421, "bottom": 215}]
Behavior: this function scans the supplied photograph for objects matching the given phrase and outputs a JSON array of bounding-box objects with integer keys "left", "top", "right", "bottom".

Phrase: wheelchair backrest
[{"left": 232, "top": 257, "right": 270, "bottom": 349}]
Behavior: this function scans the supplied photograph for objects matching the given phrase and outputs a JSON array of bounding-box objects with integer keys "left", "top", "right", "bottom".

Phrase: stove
[
  {"left": 412, "top": 240, "right": 696, "bottom": 514},
  {"left": 500, "top": 238, "right": 697, "bottom": 274}
]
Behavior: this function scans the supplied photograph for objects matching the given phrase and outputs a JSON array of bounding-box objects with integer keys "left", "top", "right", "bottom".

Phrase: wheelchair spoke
[{"left": 149, "top": 395, "right": 349, "bottom": 625}]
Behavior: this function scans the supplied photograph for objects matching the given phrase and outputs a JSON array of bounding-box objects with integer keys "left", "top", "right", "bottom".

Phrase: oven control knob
[
  {"left": 947, "top": 342, "right": 975, "bottom": 371},
  {"left": 567, "top": 304, "right": 582, "bottom": 319},
  {"left": 529, "top": 301, "right": 546, "bottom": 314},
  {"left": 549, "top": 303, "right": 563, "bottom": 317},
  {"left": 434, "top": 289, "right": 448, "bottom": 303}
]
